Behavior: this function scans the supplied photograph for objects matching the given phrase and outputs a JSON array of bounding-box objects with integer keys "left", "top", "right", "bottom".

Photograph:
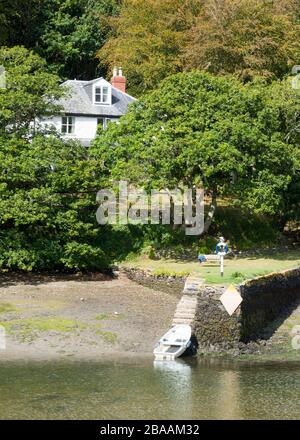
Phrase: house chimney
[{"left": 111, "top": 66, "right": 126, "bottom": 93}]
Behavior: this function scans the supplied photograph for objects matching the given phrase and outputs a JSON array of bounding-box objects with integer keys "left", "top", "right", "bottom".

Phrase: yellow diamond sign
[{"left": 220, "top": 285, "right": 243, "bottom": 316}]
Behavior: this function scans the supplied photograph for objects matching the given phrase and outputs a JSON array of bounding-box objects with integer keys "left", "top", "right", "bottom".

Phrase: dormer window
[{"left": 94, "top": 85, "right": 109, "bottom": 104}]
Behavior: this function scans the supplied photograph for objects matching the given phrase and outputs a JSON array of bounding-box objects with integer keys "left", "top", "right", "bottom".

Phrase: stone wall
[
  {"left": 193, "top": 268, "right": 300, "bottom": 350},
  {"left": 239, "top": 268, "right": 300, "bottom": 341},
  {"left": 121, "top": 267, "right": 185, "bottom": 296},
  {"left": 193, "top": 285, "right": 241, "bottom": 350}
]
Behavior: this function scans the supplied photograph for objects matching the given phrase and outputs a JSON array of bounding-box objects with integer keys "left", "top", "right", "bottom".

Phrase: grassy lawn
[{"left": 121, "top": 250, "right": 300, "bottom": 285}]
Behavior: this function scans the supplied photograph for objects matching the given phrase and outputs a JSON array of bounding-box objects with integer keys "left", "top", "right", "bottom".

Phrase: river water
[{"left": 0, "top": 357, "right": 299, "bottom": 419}]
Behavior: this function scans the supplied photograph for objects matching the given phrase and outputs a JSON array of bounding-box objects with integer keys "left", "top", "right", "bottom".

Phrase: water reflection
[
  {"left": 153, "top": 359, "right": 243, "bottom": 419},
  {"left": 0, "top": 358, "right": 299, "bottom": 419},
  {"left": 215, "top": 370, "right": 241, "bottom": 419},
  {"left": 154, "top": 360, "right": 192, "bottom": 418}
]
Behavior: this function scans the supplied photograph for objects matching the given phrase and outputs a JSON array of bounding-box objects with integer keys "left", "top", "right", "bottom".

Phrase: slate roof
[{"left": 58, "top": 78, "right": 136, "bottom": 117}]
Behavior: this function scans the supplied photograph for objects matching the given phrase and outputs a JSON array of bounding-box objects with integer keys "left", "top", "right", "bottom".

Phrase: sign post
[
  {"left": 220, "top": 253, "right": 224, "bottom": 277},
  {"left": 216, "top": 237, "right": 228, "bottom": 277}
]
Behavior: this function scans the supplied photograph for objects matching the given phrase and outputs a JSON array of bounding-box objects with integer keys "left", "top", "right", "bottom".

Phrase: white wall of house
[{"left": 40, "top": 115, "right": 118, "bottom": 144}]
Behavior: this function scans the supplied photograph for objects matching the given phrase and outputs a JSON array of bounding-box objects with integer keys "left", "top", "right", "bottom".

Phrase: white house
[{"left": 41, "top": 68, "right": 136, "bottom": 146}]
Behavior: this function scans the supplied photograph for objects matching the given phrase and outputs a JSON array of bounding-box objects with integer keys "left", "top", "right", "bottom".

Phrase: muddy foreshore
[
  {"left": 0, "top": 270, "right": 299, "bottom": 363},
  {"left": 0, "top": 272, "right": 178, "bottom": 362}
]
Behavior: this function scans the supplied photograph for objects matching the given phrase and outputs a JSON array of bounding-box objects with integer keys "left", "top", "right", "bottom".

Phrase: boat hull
[{"left": 153, "top": 324, "right": 192, "bottom": 361}]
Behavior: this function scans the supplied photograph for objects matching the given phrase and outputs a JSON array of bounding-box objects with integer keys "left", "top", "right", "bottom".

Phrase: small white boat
[{"left": 154, "top": 325, "right": 192, "bottom": 361}]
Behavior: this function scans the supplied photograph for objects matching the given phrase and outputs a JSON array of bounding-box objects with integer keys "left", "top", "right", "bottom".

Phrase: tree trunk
[{"left": 203, "top": 190, "right": 217, "bottom": 233}]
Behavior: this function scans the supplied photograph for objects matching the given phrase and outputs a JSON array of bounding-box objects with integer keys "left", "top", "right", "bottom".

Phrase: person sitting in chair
[{"left": 198, "top": 236, "right": 228, "bottom": 263}]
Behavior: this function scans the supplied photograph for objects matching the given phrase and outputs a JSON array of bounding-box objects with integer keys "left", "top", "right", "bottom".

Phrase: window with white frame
[
  {"left": 97, "top": 118, "right": 105, "bottom": 129},
  {"left": 94, "top": 86, "right": 109, "bottom": 104},
  {"left": 97, "top": 118, "right": 119, "bottom": 130},
  {"left": 61, "top": 116, "right": 75, "bottom": 134}
]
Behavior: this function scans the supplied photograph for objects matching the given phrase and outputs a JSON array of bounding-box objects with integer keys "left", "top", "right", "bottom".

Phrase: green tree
[
  {"left": 91, "top": 71, "right": 299, "bottom": 229},
  {"left": 184, "top": 0, "right": 300, "bottom": 81},
  {"left": 0, "top": 0, "right": 121, "bottom": 80},
  {"left": 98, "top": 0, "right": 199, "bottom": 95},
  {"left": 0, "top": 0, "right": 48, "bottom": 47},
  {"left": 266, "top": 78, "right": 300, "bottom": 223},
  {"left": 38, "top": 0, "right": 121, "bottom": 79},
  {"left": 100, "top": 0, "right": 300, "bottom": 95},
  {"left": 0, "top": 134, "right": 110, "bottom": 271},
  {"left": 0, "top": 46, "right": 64, "bottom": 136},
  {"left": 0, "top": 45, "right": 111, "bottom": 271},
  {"left": 0, "top": 1, "right": 9, "bottom": 43}
]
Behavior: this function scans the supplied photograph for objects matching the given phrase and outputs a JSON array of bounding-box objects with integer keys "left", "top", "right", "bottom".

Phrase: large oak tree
[{"left": 91, "top": 71, "right": 300, "bottom": 229}]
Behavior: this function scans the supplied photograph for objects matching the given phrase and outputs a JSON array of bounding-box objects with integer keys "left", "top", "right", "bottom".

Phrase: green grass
[
  {"left": 152, "top": 269, "right": 190, "bottom": 278},
  {"left": 95, "top": 329, "right": 117, "bottom": 344},
  {"left": 0, "top": 317, "right": 87, "bottom": 338},
  {"left": 0, "top": 303, "right": 16, "bottom": 314},
  {"left": 95, "top": 314, "right": 109, "bottom": 321},
  {"left": 121, "top": 250, "right": 300, "bottom": 285},
  {"left": 95, "top": 313, "right": 122, "bottom": 320}
]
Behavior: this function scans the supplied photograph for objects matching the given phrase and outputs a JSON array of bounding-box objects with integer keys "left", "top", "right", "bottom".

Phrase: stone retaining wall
[
  {"left": 193, "top": 268, "right": 300, "bottom": 350},
  {"left": 121, "top": 267, "right": 185, "bottom": 296},
  {"left": 239, "top": 268, "right": 300, "bottom": 341},
  {"left": 122, "top": 265, "right": 300, "bottom": 351}
]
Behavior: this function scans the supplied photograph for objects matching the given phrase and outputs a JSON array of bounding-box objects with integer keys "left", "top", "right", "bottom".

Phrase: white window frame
[
  {"left": 97, "top": 117, "right": 118, "bottom": 130},
  {"left": 61, "top": 116, "right": 75, "bottom": 135},
  {"left": 93, "top": 84, "right": 111, "bottom": 105},
  {"left": 97, "top": 117, "right": 105, "bottom": 129}
]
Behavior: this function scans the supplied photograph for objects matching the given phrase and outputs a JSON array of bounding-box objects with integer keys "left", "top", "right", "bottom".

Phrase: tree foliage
[
  {"left": 0, "top": 46, "right": 111, "bottom": 271},
  {"left": 38, "top": 0, "right": 121, "bottom": 79},
  {"left": 99, "top": 0, "right": 300, "bottom": 95},
  {"left": 184, "top": 0, "right": 300, "bottom": 81},
  {"left": 0, "top": 0, "right": 44, "bottom": 46},
  {"left": 0, "top": 46, "right": 64, "bottom": 135},
  {"left": 0, "top": 135, "right": 109, "bottom": 271},
  {"left": 3, "top": 1, "right": 300, "bottom": 90},
  {"left": 0, "top": 0, "right": 121, "bottom": 80},
  {"left": 0, "top": 2, "right": 299, "bottom": 269},
  {"left": 91, "top": 71, "right": 299, "bottom": 226},
  {"left": 98, "top": 0, "right": 199, "bottom": 95}
]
